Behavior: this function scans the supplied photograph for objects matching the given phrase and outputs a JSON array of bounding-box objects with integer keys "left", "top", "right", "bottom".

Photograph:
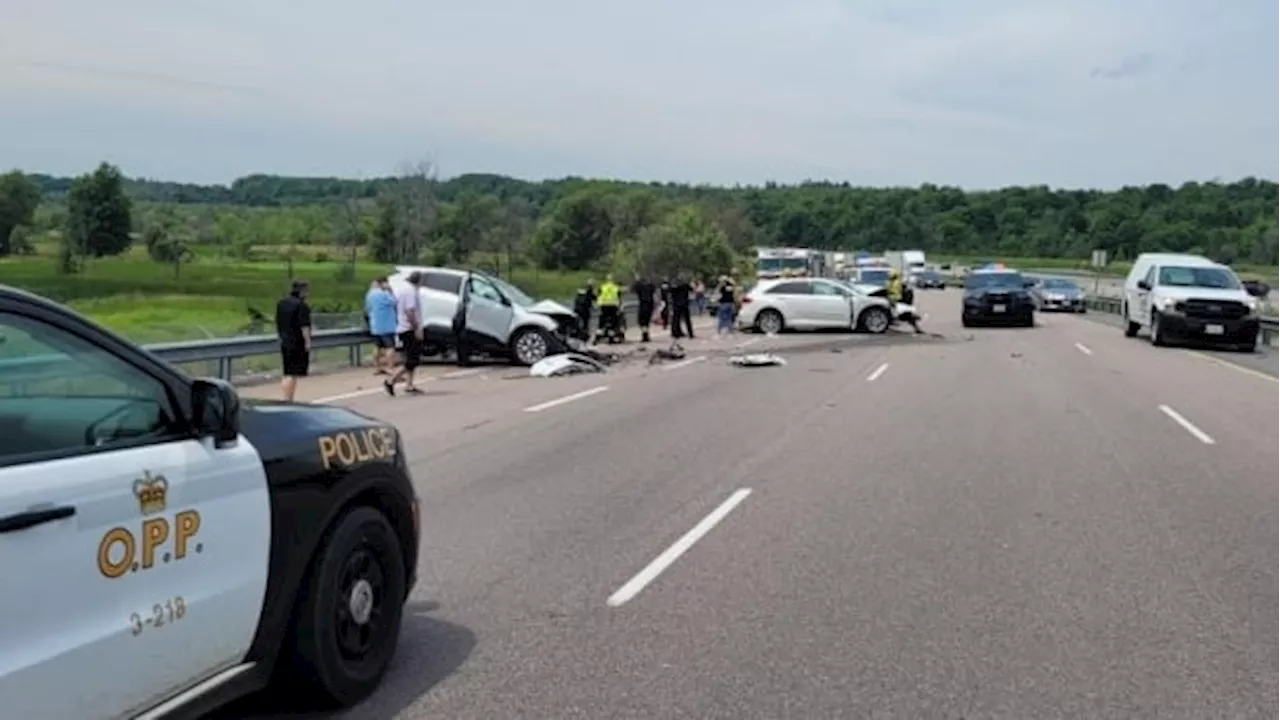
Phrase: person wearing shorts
[
  {"left": 386, "top": 271, "right": 425, "bottom": 396},
  {"left": 364, "top": 276, "right": 398, "bottom": 374},
  {"left": 275, "top": 279, "right": 312, "bottom": 402}
]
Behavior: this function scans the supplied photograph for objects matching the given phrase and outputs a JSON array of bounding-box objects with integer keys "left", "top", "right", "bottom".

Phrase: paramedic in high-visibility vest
[{"left": 593, "top": 274, "right": 622, "bottom": 344}]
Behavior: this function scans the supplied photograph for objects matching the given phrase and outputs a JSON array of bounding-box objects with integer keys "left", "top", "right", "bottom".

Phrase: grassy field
[{"left": 2, "top": 249, "right": 590, "bottom": 344}]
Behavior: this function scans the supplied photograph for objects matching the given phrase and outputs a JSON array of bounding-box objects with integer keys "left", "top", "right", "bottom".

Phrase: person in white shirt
[{"left": 385, "top": 272, "right": 425, "bottom": 396}]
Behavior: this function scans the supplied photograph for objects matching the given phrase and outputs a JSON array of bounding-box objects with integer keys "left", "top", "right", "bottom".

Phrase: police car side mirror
[
  {"left": 1136, "top": 280, "right": 1151, "bottom": 291},
  {"left": 191, "top": 378, "right": 241, "bottom": 447}
]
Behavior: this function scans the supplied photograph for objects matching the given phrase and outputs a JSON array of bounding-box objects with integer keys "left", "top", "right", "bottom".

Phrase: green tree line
[{"left": 5, "top": 166, "right": 1277, "bottom": 283}]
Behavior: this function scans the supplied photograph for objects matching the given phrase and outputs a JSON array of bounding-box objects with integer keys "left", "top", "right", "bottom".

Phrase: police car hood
[{"left": 238, "top": 400, "right": 387, "bottom": 460}]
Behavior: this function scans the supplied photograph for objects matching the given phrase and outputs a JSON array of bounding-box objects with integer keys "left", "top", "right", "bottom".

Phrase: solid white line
[
  {"left": 607, "top": 488, "right": 753, "bottom": 608},
  {"left": 1158, "top": 404, "right": 1216, "bottom": 445},
  {"left": 312, "top": 387, "right": 384, "bottom": 404},
  {"left": 523, "top": 385, "right": 610, "bottom": 413},
  {"left": 866, "top": 362, "right": 890, "bottom": 382},
  {"left": 1074, "top": 342, "right": 1093, "bottom": 356},
  {"left": 662, "top": 356, "right": 707, "bottom": 372}
]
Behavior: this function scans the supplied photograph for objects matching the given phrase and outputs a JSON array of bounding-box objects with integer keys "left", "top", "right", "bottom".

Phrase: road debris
[
  {"left": 728, "top": 352, "right": 787, "bottom": 367},
  {"left": 648, "top": 342, "right": 688, "bottom": 365},
  {"left": 529, "top": 353, "right": 610, "bottom": 377}
]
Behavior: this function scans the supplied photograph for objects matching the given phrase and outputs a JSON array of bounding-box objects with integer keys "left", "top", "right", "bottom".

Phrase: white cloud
[{"left": 0, "top": 0, "right": 1275, "bottom": 187}]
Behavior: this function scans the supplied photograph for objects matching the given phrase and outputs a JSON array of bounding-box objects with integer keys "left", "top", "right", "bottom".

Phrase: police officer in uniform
[
  {"left": 573, "top": 279, "right": 597, "bottom": 341},
  {"left": 631, "top": 273, "right": 656, "bottom": 343}
]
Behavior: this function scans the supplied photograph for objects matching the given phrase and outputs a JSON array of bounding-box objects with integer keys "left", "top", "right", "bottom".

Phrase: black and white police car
[{"left": 0, "top": 285, "right": 420, "bottom": 719}]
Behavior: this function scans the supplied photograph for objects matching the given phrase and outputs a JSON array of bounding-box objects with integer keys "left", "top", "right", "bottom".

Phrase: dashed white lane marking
[
  {"left": 1074, "top": 342, "right": 1093, "bottom": 356},
  {"left": 523, "top": 385, "right": 610, "bottom": 413},
  {"left": 735, "top": 338, "right": 761, "bottom": 349},
  {"left": 607, "top": 488, "right": 753, "bottom": 608},
  {"left": 866, "top": 362, "right": 890, "bottom": 382},
  {"left": 662, "top": 356, "right": 707, "bottom": 371},
  {"left": 1158, "top": 404, "right": 1216, "bottom": 445}
]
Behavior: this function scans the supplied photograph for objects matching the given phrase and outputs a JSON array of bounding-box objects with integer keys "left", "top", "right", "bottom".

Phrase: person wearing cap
[
  {"left": 385, "top": 271, "right": 425, "bottom": 396},
  {"left": 275, "top": 279, "right": 312, "bottom": 402}
]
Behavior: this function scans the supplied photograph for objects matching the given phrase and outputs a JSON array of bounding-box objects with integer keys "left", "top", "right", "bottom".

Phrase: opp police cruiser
[{"left": 0, "top": 286, "right": 421, "bottom": 719}]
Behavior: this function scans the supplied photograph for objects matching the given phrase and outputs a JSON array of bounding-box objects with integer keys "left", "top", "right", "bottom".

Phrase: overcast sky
[{"left": 2, "top": 0, "right": 1276, "bottom": 188}]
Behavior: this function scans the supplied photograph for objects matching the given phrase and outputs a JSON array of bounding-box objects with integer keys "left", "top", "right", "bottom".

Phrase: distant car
[
  {"left": 1031, "top": 277, "right": 1086, "bottom": 312},
  {"left": 962, "top": 269, "right": 1036, "bottom": 327},
  {"left": 737, "top": 278, "right": 898, "bottom": 334},
  {"left": 915, "top": 270, "right": 946, "bottom": 290}
]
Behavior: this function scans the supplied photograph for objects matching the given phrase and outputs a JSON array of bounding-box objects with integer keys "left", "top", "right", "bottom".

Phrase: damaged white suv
[{"left": 388, "top": 267, "right": 579, "bottom": 365}]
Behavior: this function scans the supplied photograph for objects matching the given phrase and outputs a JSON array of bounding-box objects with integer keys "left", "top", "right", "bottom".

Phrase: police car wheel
[{"left": 287, "top": 506, "right": 407, "bottom": 708}]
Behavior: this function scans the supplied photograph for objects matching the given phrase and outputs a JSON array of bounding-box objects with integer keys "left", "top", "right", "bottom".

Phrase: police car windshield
[
  {"left": 965, "top": 272, "right": 1026, "bottom": 290},
  {"left": 1157, "top": 266, "right": 1240, "bottom": 290},
  {"left": 859, "top": 269, "right": 889, "bottom": 284},
  {"left": 1042, "top": 278, "right": 1079, "bottom": 290}
]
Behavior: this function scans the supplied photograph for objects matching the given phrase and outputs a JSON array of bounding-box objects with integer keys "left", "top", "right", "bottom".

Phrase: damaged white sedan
[{"left": 736, "top": 278, "right": 920, "bottom": 335}]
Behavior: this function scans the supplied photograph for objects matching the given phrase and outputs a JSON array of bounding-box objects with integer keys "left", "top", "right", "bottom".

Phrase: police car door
[
  {"left": 464, "top": 274, "right": 516, "bottom": 344},
  {"left": 0, "top": 309, "right": 271, "bottom": 719}
]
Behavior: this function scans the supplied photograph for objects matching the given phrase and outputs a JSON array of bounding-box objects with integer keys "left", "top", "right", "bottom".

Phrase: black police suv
[{"left": 962, "top": 269, "right": 1037, "bottom": 327}]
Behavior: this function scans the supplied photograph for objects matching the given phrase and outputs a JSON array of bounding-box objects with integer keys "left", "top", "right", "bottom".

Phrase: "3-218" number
[{"left": 129, "top": 596, "right": 187, "bottom": 637}]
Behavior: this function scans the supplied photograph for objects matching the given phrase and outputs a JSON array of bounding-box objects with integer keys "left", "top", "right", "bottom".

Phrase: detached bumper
[{"left": 1158, "top": 312, "right": 1259, "bottom": 345}]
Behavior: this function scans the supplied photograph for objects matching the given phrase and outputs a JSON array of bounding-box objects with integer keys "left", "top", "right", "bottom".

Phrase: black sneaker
[
  {"left": 405, "top": 386, "right": 425, "bottom": 395},
  {"left": 383, "top": 380, "right": 395, "bottom": 396}
]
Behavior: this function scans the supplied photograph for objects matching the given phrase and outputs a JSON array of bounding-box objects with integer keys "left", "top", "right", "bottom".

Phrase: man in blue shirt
[{"left": 364, "top": 276, "right": 399, "bottom": 374}]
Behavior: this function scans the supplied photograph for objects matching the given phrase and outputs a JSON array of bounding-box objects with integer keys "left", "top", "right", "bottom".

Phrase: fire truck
[{"left": 754, "top": 247, "right": 824, "bottom": 279}]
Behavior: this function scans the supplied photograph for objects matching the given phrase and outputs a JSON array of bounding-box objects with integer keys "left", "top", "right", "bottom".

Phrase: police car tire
[{"left": 285, "top": 505, "right": 407, "bottom": 708}]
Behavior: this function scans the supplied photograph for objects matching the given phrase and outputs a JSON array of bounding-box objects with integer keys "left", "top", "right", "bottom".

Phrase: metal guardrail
[{"left": 1, "top": 297, "right": 642, "bottom": 386}]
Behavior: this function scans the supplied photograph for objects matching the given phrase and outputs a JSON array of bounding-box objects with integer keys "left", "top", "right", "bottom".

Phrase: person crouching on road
[
  {"left": 364, "top": 276, "right": 398, "bottom": 375},
  {"left": 632, "top": 273, "right": 656, "bottom": 343},
  {"left": 385, "top": 271, "right": 425, "bottom": 396},
  {"left": 886, "top": 269, "right": 924, "bottom": 334},
  {"left": 593, "top": 274, "right": 622, "bottom": 345},
  {"left": 276, "top": 279, "right": 312, "bottom": 402},
  {"left": 715, "top": 274, "right": 737, "bottom": 334},
  {"left": 573, "top": 279, "right": 596, "bottom": 341}
]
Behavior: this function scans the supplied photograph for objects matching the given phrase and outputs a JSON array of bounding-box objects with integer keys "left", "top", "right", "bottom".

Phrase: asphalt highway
[{"left": 222, "top": 290, "right": 1278, "bottom": 719}]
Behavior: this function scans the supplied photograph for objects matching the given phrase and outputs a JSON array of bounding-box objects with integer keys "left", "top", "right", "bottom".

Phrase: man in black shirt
[
  {"left": 631, "top": 274, "right": 656, "bottom": 343},
  {"left": 275, "top": 279, "right": 312, "bottom": 402},
  {"left": 669, "top": 273, "right": 694, "bottom": 339}
]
